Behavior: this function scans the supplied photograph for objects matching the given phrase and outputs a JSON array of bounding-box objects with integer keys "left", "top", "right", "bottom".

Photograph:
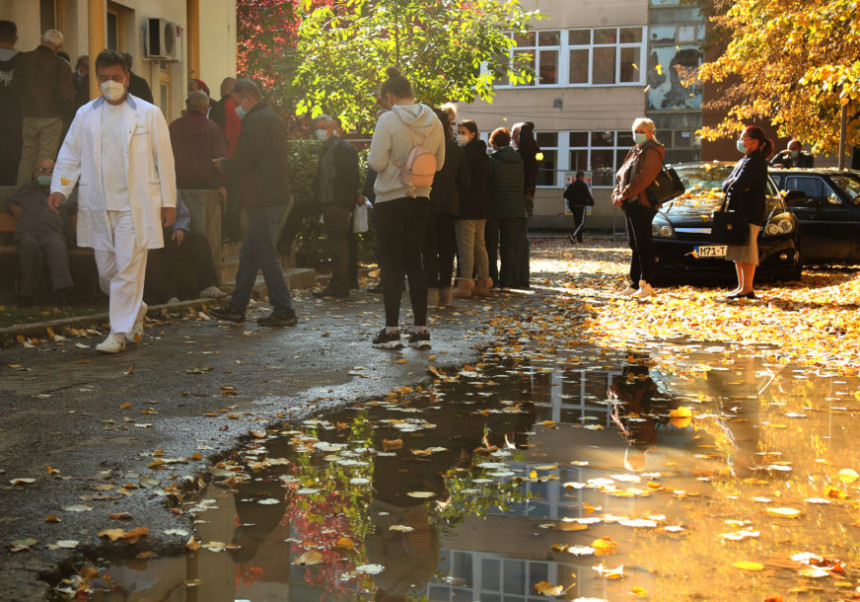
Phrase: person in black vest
[
  {"left": 563, "top": 171, "right": 594, "bottom": 244},
  {"left": 0, "top": 20, "right": 21, "bottom": 185}
]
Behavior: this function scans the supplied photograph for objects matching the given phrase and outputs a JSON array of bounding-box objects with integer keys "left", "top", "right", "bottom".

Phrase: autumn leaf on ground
[
  {"left": 9, "top": 538, "right": 37, "bottom": 552},
  {"left": 334, "top": 537, "right": 354, "bottom": 550},
  {"left": 593, "top": 563, "right": 624, "bottom": 579},
  {"left": 766, "top": 507, "right": 801, "bottom": 518},
  {"left": 732, "top": 561, "right": 764, "bottom": 571},
  {"left": 534, "top": 580, "right": 564, "bottom": 595},
  {"left": 295, "top": 550, "right": 323, "bottom": 566}
]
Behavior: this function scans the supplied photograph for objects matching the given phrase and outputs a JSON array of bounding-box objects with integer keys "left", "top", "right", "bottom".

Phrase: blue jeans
[{"left": 231, "top": 206, "right": 294, "bottom": 315}]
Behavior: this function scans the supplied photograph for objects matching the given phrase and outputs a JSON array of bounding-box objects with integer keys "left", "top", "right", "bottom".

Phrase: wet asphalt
[{"left": 0, "top": 287, "right": 525, "bottom": 601}]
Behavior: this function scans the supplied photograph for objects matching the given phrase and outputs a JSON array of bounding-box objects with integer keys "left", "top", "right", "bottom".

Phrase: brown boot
[
  {"left": 474, "top": 277, "right": 492, "bottom": 297},
  {"left": 452, "top": 278, "right": 475, "bottom": 298}
]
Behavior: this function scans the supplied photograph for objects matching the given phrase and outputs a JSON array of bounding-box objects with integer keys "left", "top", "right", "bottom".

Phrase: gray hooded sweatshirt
[{"left": 367, "top": 103, "right": 445, "bottom": 203}]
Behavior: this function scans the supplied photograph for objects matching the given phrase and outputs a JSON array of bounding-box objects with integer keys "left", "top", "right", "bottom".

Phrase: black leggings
[
  {"left": 423, "top": 212, "right": 457, "bottom": 289},
  {"left": 375, "top": 197, "right": 430, "bottom": 327},
  {"left": 623, "top": 202, "right": 657, "bottom": 286}
]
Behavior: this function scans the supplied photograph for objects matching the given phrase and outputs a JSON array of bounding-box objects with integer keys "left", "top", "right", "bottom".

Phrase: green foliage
[{"left": 292, "top": 0, "right": 541, "bottom": 132}]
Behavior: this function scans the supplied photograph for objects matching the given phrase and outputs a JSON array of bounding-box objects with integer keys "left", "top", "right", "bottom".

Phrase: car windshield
[
  {"left": 667, "top": 163, "right": 781, "bottom": 212},
  {"left": 831, "top": 174, "right": 860, "bottom": 205}
]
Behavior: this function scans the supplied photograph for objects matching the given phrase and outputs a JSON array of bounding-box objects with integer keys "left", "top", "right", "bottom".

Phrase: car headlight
[
  {"left": 651, "top": 219, "right": 674, "bottom": 238},
  {"left": 764, "top": 214, "right": 794, "bottom": 236}
]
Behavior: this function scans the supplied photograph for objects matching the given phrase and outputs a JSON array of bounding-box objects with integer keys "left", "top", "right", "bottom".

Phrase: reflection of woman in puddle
[
  {"left": 706, "top": 356, "right": 764, "bottom": 479},
  {"left": 608, "top": 362, "right": 664, "bottom": 472}
]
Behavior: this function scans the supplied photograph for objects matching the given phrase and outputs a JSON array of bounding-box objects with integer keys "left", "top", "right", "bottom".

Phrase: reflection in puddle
[{"left": 73, "top": 346, "right": 860, "bottom": 601}]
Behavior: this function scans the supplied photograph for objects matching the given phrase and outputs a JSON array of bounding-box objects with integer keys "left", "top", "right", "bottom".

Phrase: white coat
[{"left": 52, "top": 94, "right": 176, "bottom": 250}]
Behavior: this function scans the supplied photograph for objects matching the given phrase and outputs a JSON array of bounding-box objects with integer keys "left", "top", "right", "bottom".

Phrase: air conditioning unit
[{"left": 144, "top": 18, "right": 181, "bottom": 62}]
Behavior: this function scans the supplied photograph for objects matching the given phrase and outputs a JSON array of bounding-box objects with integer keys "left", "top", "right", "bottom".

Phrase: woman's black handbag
[
  {"left": 711, "top": 196, "right": 749, "bottom": 245},
  {"left": 645, "top": 162, "right": 685, "bottom": 208}
]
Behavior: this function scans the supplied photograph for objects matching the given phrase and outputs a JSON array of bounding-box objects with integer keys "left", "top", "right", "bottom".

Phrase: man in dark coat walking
[{"left": 211, "top": 79, "right": 296, "bottom": 327}]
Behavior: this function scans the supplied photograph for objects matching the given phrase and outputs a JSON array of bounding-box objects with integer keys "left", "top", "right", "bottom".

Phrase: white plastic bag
[{"left": 353, "top": 203, "right": 369, "bottom": 233}]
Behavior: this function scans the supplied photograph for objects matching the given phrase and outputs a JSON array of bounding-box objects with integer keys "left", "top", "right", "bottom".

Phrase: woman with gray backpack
[{"left": 367, "top": 67, "right": 445, "bottom": 350}]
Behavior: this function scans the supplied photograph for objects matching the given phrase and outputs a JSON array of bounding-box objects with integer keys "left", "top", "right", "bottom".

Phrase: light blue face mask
[
  {"left": 736, "top": 139, "right": 747, "bottom": 153},
  {"left": 36, "top": 175, "right": 52, "bottom": 187},
  {"left": 235, "top": 105, "right": 247, "bottom": 120},
  {"left": 634, "top": 133, "right": 647, "bottom": 146}
]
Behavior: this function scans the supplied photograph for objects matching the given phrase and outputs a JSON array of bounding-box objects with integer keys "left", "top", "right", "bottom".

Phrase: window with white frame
[
  {"left": 569, "top": 27, "right": 645, "bottom": 86},
  {"left": 509, "top": 30, "right": 560, "bottom": 86},
  {"left": 536, "top": 132, "right": 558, "bottom": 187},
  {"left": 569, "top": 130, "right": 635, "bottom": 187},
  {"left": 498, "top": 28, "right": 646, "bottom": 88}
]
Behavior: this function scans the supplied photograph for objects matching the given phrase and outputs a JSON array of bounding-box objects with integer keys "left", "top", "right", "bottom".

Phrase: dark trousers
[
  {"left": 485, "top": 216, "right": 522, "bottom": 289},
  {"left": 15, "top": 230, "right": 73, "bottom": 297},
  {"left": 623, "top": 202, "right": 657, "bottom": 286},
  {"left": 231, "top": 206, "right": 293, "bottom": 315},
  {"left": 321, "top": 203, "right": 352, "bottom": 294},
  {"left": 512, "top": 216, "right": 530, "bottom": 288},
  {"left": 375, "top": 197, "right": 429, "bottom": 327},
  {"left": 571, "top": 206, "right": 585, "bottom": 242},
  {"left": 144, "top": 232, "right": 219, "bottom": 304},
  {"left": 423, "top": 212, "right": 456, "bottom": 289},
  {"left": 279, "top": 198, "right": 318, "bottom": 251}
]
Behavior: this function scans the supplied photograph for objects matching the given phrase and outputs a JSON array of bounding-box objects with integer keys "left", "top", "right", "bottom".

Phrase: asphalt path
[{"left": 0, "top": 288, "right": 514, "bottom": 600}]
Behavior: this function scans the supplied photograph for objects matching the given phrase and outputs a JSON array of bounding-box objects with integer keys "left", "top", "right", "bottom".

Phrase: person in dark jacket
[
  {"left": 511, "top": 121, "right": 540, "bottom": 289},
  {"left": 0, "top": 20, "right": 22, "bottom": 186},
  {"left": 563, "top": 171, "right": 594, "bottom": 244},
  {"left": 72, "top": 54, "right": 90, "bottom": 110},
  {"left": 612, "top": 118, "right": 665, "bottom": 299},
  {"left": 169, "top": 91, "right": 227, "bottom": 189},
  {"left": 12, "top": 29, "right": 74, "bottom": 185},
  {"left": 144, "top": 192, "right": 224, "bottom": 305},
  {"left": 453, "top": 119, "right": 491, "bottom": 298},
  {"left": 211, "top": 79, "right": 296, "bottom": 327},
  {"left": 722, "top": 125, "right": 772, "bottom": 300},
  {"left": 5, "top": 158, "right": 73, "bottom": 306},
  {"left": 424, "top": 107, "right": 469, "bottom": 307},
  {"left": 310, "top": 115, "right": 360, "bottom": 299},
  {"left": 770, "top": 139, "right": 814, "bottom": 168},
  {"left": 122, "top": 53, "right": 154, "bottom": 104},
  {"left": 209, "top": 77, "right": 236, "bottom": 130},
  {"left": 485, "top": 127, "right": 526, "bottom": 291}
]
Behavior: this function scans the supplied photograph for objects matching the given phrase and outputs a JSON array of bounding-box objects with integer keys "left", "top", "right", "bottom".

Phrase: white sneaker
[
  {"left": 617, "top": 286, "right": 638, "bottom": 297},
  {"left": 125, "top": 304, "right": 147, "bottom": 343},
  {"left": 631, "top": 281, "right": 655, "bottom": 299},
  {"left": 166, "top": 297, "right": 181, "bottom": 306},
  {"left": 199, "top": 286, "right": 227, "bottom": 299},
  {"left": 96, "top": 333, "right": 126, "bottom": 354}
]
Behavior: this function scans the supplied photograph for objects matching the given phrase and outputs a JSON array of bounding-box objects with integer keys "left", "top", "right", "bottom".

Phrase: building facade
[
  {"left": 457, "top": 0, "right": 707, "bottom": 231},
  {"left": 0, "top": 0, "right": 236, "bottom": 123}
]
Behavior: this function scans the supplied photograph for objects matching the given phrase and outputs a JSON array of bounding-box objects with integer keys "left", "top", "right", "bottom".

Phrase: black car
[
  {"left": 651, "top": 162, "right": 802, "bottom": 281},
  {"left": 768, "top": 168, "right": 860, "bottom": 264}
]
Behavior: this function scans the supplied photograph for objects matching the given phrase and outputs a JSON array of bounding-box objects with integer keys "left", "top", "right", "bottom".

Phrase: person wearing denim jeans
[{"left": 211, "top": 79, "right": 296, "bottom": 326}]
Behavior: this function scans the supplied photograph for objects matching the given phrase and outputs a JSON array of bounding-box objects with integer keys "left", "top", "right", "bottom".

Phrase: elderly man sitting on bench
[{"left": 4, "top": 158, "right": 74, "bottom": 306}]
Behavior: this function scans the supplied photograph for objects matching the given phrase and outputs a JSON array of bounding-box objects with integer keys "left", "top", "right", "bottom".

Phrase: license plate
[{"left": 695, "top": 245, "right": 726, "bottom": 258}]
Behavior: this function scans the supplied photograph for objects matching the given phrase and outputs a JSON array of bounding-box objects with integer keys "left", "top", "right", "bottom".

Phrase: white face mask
[
  {"left": 457, "top": 134, "right": 471, "bottom": 146},
  {"left": 100, "top": 80, "right": 125, "bottom": 102},
  {"left": 314, "top": 129, "right": 330, "bottom": 142}
]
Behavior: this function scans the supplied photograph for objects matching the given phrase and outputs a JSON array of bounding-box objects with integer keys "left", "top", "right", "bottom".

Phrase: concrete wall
[
  {"left": 455, "top": 0, "right": 651, "bottom": 231},
  {"left": 0, "top": 0, "right": 237, "bottom": 123}
]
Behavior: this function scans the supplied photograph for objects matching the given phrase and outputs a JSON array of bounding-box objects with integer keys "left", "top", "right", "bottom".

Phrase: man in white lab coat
[{"left": 49, "top": 50, "right": 176, "bottom": 353}]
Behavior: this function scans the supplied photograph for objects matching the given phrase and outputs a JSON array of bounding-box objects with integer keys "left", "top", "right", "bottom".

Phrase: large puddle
[{"left": 60, "top": 343, "right": 860, "bottom": 601}]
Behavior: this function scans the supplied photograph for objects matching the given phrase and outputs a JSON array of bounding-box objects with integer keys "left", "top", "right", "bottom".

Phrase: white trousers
[{"left": 93, "top": 211, "right": 148, "bottom": 335}]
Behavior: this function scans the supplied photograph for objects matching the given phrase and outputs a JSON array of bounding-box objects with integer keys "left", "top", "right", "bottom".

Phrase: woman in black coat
[
  {"left": 722, "top": 125, "right": 772, "bottom": 300},
  {"left": 453, "top": 119, "right": 491, "bottom": 297}
]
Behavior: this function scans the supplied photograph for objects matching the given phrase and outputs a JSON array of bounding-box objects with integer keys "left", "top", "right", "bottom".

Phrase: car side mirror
[{"left": 783, "top": 189, "right": 807, "bottom": 207}]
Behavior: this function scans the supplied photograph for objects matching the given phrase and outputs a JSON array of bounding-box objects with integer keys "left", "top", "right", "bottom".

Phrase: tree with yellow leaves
[{"left": 694, "top": 0, "right": 859, "bottom": 154}]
